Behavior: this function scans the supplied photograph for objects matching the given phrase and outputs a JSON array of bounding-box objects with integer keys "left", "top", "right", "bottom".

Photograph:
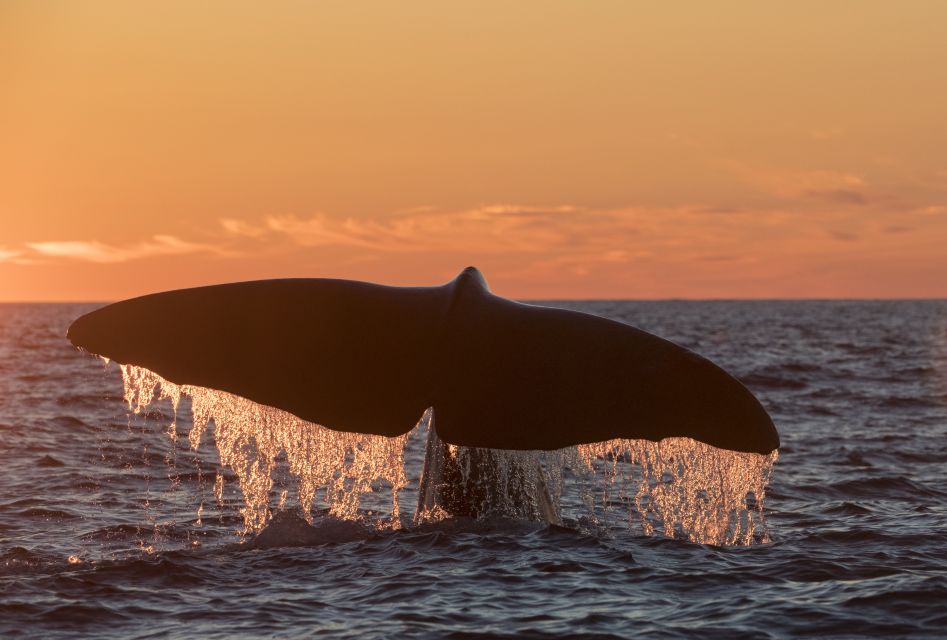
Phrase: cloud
[
  {"left": 26, "top": 235, "right": 217, "bottom": 263},
  {"left": 883, "top": 225, "right": 911, "bottom": 234},
  {"left": 699, "top": 254, "right": 739, "bottom": 262},
  {"left": 9, "top": 199, "right": 947, "bottom": 299},
  {"left": 220, "top": 218, "right": 266, "bottom": 237},
  {"left": 226, "top": 205, "right": 595, "bottom": 255},
  {"left": 723, "top": 162, "right": 871, "bottom": 203},
  {"left": 829, "top": 230, "right": 859, "bottom": 242},
  {"left": 695, "top": 206, "right": 741, "bottom": 215},
  {"left": 265, "top": 214, "right": 401, "bottom": 250},
  {"left": 211, "top": 203, "right": 800, "bottom": 282},
  {"left": 804, "top": 189, "right": 868, "bottom": 206},
  {"left": 0, "top": 247, "right": 22, "bottom": 262}
]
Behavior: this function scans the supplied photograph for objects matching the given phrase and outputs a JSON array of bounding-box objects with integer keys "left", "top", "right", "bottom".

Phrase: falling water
[
  {"left": 118, "top": 362, "right": 777, "bottom": 545},
  {"left": 120, "top": 364, "right": 410, "bottom": 532},
  {"left": 574, "top": 439, "right": 777, "bottom": 545}
]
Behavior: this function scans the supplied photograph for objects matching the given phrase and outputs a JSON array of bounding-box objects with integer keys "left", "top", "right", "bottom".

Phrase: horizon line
[{"left": 3, "top": 295, "right": 946, "bottom": 305}]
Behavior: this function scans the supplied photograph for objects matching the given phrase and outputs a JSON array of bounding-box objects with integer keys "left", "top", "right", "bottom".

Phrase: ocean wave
[{"left": 4, "top": 300, "right": 947, "bottom": 638}]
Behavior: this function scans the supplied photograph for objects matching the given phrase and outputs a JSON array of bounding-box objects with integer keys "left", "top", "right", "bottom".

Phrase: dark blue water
[{"left": 2, "top": 301, "right": 946, "bottom": 638}]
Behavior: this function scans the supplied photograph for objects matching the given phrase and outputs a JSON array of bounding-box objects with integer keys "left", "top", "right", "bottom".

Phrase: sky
[{"left": 2, "top": 1, "right": 946, "bottom": 301}]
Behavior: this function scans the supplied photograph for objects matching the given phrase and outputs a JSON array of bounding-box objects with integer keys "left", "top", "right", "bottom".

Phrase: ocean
[{"left": 1, "top": 300, "right": 946, "bottom": 639}]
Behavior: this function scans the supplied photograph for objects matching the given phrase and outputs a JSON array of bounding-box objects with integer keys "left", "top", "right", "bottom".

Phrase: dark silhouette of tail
[{"left": 67, "top": 267, "right": 779, "bottom": 454}]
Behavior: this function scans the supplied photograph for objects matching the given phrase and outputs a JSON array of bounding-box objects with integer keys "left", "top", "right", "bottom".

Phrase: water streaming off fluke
[
  {"left": 120, "top": 364, "right": 410, "bottom": 532},
  {"left": 574, "top": 439, "right": 777, "bottom": 545},
  {"left": 118, "top": 363, "right": 777, "bottom": 545}
]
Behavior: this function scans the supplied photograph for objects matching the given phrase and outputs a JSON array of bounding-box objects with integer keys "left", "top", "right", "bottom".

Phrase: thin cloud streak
[
  {"left": 220, "top": 218, "right": 266, "bottom": 237},
  {"left": 0, "top": 247, "right": 23, "bottom": 262},
  {"left": 250, "top": 205, "right": 611, "bottom": 254},
  {"left": 722, "top": 162, "right": 871, "bottom": 202},
  {"left": 804, "top": 189, "right": 868, "bottom": 206},
  {"left": 26, "top": 235, "right": 217, "bottom": 264}
]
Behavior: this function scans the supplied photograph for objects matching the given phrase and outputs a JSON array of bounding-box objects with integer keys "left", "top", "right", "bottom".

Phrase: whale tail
[{"left": 67, "top": 267, "right": 779, "bottom": 455}]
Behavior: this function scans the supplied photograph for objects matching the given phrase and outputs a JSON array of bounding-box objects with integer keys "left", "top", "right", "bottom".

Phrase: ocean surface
[{"left": 1, "top": 300, "right": 946, "bottom": 639}]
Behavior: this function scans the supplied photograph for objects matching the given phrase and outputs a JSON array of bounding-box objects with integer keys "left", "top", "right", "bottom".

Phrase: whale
[{"left": 67, "top": 267, "right": 779, "bottom": 456}]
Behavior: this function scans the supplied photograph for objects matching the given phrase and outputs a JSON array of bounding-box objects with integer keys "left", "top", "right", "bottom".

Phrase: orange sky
[{"left": 2, "top": 1, "right": 946, "bottom": 301}]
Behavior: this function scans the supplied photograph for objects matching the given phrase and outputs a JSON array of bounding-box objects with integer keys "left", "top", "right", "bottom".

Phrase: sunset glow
[{"left": 2, "top": 2, "right": 946, "bottom": 300}]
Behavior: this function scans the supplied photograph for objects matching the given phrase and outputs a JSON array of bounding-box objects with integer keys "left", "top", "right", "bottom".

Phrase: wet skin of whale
[{"left": 68, "top": 267, "right": 779, "bottom": 518}]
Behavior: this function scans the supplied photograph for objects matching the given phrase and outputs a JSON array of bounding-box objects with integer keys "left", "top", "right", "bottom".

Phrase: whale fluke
[{"left": 67, "top": 267, "right": 779, "bottom": 454}]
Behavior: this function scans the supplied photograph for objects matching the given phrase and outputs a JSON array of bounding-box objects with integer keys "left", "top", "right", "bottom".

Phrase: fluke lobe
[{"left": 67, "top": 267, "right": 779, "bottom": 454}]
